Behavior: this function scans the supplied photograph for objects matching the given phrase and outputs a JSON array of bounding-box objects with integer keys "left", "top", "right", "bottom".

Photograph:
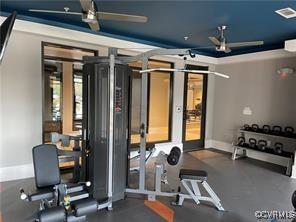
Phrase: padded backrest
[{"left": 33, "top": 144, "right": 61, "bottom": 188}]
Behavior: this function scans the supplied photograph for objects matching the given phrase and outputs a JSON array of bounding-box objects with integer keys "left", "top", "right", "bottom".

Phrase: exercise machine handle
[{"left": 78, "top": 181, "right": 92, "bottom": 187}]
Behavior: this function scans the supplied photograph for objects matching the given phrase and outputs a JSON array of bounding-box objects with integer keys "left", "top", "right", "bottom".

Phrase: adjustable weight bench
[
  {"left": 127, "top": 147, "right": 225, "bottom": 211},
  {"left": 173, "top": 169, "right": 224, "bottom": 211},
  {"left": 20, "top": 144, "right": 98, "bottom": 222}
]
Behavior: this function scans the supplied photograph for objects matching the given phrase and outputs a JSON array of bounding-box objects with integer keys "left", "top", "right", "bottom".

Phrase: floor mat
[{"left": 144, "top": 200, "right": 174, "bottom": 222}]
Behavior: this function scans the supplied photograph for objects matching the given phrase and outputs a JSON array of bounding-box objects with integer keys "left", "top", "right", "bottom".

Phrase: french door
[{"left": 182, "top": 65, "right": 208, "bottom": 151}]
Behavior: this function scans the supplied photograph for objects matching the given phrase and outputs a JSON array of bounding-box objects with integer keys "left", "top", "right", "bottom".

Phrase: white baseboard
[
  {"left": 0, "top": 163, "right": 34, "bottom": 182},
  {"left": 210, "top": 140, "right": 290, "bottom": 167},
  {"left": 205, "top": 139, "right": 214, "bottom": 149}
]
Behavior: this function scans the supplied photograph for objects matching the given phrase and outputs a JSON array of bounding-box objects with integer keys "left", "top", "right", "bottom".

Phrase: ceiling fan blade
[
  {"left": 80, "top": 0, "right": 93, "bottom": 12},
  {"left": 227, "top": 41, "right": 264, "bottom": 48},
  {"left": 88, "top": 21, "right": 100, "bottom": 31},
  {"left": 97, "top": 12, "right": 147, "bottom": 23},
  {"left": 208, "top": 37, "right": 221, "bottom": 46},
  {"left": 29, "top": 9, "right": 81, "bottom": 15}
]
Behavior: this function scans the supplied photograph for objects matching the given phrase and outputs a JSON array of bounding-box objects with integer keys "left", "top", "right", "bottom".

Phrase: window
[
  {"left": 129, "top": 60, "right": 173, "bottom": 144},
  {"left": 73, "top": 64, "right": 83, "bottom": 131},
  {"left": 43, "top": 61, "right": 63, "bottom": 142},
  {"left": 42, "top": 42, "right": 97, "bottom": 142}
]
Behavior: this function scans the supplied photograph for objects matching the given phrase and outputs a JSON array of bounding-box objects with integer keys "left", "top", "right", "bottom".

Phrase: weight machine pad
[
  {"left": 179, "top": 169, "right": 208, "bottom": 181},
  {"left": 38, "top": 206, "right": 65, "bottom": 222},
  {"left": 28, "top": 187, "right": 54, "bottom": 202},
  {"left": 72, "top": 198, "right": 98, "bottom": 217}
]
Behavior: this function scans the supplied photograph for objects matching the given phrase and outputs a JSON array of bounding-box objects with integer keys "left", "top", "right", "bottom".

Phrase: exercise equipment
[
  {"left": 167, "top": 147, "right": 181, "bottom": 166},
  {"left": 249, "top": 138, "right": 257, "bottom": 149},
  {"left": 251, "top": 124, "right": 259, "bottom": 132},
  {"left": 82, "top": 55, "right": 130, "bottom": 203},
  {"left": 242, "top": 124, "right": 250, "bottom": 131},
  {"left": 272, "top": 126, "right": 282, "bottom": 135},
  {"left": 258, "top": 140, "right": 267, "bottom": 151},
  {"left": 284, "top": 126, "right": 295, "bottom": 136},
  {"left": 20, "top": 47, "right": 227, "bottom": 220},
  {"left": 262, "top": 125, "right": 271, "bottom": 134},
  {"left": 274, "top": 142, "right": 283, "bottom": 154},
  {"left": 129, "top": 145, "right": 156, "bottom": 171},
  {"left": 237, "top": 136, "right": 247, "bottom": 147},
  {"left": 131, "top": 147, "right": 225, "bottom": 211},
  {"left": 20, "top": 144, "right": 97, "bottom": 222}
]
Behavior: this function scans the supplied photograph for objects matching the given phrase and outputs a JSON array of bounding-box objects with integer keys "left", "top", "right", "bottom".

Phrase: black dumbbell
[
  {"left": 274, "top": 142, "right": 283, "bottom": 154},
  {"left": 249, "top": 138, "right": 257, "bottom": 149},
  {"left": 242, "top": 124, "right": 250, "bottom": 131},
  {"left": 251, "top": 124, "right": 259, "bottom": 132},
  {"left": 257, "top": 140, "right": 267, "bottom": 151},
  {"left": 272, "top": 126, "right": 282, "bottom": 135},
  {"left": 167, "top": 146, "right": 181, "bottom": 166},
  {"left": 284, "top": 126, "right": 294, "bottom": 136},
  {"left": 262, "top": 125, "right": 271, "bottom": 134},
  {"left": 237, "top": 137, "right": 246, "bottom": 147}
]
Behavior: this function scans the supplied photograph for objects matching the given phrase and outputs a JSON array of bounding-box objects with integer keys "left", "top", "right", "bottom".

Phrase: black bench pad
[
  {"left": 72, "top": 197, "right": 98, "bottom": 217},
  {"left": 179, "top": 169, "right": 208, "bottom": 181}
]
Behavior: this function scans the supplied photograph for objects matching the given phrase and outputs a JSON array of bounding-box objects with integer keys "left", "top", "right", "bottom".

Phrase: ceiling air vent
[{"left": 275, "top": 7, "right": 296, "bottom": 19}]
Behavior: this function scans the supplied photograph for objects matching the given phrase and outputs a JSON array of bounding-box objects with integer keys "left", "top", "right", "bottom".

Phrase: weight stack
[{"left": 82, "top": 56, "right": 130, "bottom": 202}]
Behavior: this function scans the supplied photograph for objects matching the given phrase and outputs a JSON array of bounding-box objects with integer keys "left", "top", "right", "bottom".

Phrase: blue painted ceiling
[{"left": 1, "top": 1, "right": 296, "bottom": 57}]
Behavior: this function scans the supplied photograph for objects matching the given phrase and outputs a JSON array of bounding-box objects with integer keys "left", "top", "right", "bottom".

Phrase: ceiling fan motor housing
[{"left": 82, "top": 11, "right": 98, "bottom": 23}]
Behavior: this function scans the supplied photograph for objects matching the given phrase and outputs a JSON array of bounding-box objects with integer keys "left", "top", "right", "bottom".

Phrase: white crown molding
[
  {"left": 285, "top": 39, "right": 296, "bottom": 52},
  {"left": 217, "top": 48, "right": 296, "bottom": 65}
]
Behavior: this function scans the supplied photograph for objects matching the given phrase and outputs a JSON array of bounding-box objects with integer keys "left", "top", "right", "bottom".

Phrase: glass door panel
[
  {"left": 185, "top": 74, "right": 203, "bottom": 141},
  {"left": 183, "top": 67, "right": 208, "bottom": 151}
]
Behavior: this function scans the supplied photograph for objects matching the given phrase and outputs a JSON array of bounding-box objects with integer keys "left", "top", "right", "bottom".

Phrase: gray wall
[{"left": 213, "top": 57, "right": 296, "bottom": 144}]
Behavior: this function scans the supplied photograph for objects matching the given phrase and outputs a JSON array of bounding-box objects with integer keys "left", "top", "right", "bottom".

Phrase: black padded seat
[
  {"left": 28, "top": 188, "right": 54, "bottom": 202},
  {"left": 33, "top": 144, "right": 61, "bottom": 188},
  {"left": 72, "top": 198, "right": 98, "bottom": 217},
  {"left": 179, "top": 169, "right": 208, "bottom": 181}
]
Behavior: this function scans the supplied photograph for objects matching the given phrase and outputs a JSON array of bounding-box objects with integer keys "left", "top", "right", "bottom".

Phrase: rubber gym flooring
[{"left": 1, "top": 149, "right": 295, "bottom": 222}]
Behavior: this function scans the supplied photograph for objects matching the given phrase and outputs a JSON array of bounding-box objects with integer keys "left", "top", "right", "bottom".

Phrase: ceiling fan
[
  {"left": 29, "top": 0, "right": 148, "bottom": 31},
  {"left": 208, "top": 26, "right": 264, "bottom": 53}
]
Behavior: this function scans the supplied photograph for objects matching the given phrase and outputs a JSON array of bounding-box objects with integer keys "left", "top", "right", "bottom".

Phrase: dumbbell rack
[{"left": 232, "top": 129, "right": 296, "bottom": 176}]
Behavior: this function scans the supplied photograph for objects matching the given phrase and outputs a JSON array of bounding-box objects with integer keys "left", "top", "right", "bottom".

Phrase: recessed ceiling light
[
  {"left": 275, "top": 7, "right": 296, "bottom": 19},
  {"left": 184, "top": 36, "right": 189, "bottom": 41}
]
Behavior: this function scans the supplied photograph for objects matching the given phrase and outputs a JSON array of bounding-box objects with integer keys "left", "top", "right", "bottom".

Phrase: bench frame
[
  {"left": 126, "top": 162, "right": 225, "bottom": 211},
  {"left": 174, "top": 179, "right": 224, "bottom": 211}
]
